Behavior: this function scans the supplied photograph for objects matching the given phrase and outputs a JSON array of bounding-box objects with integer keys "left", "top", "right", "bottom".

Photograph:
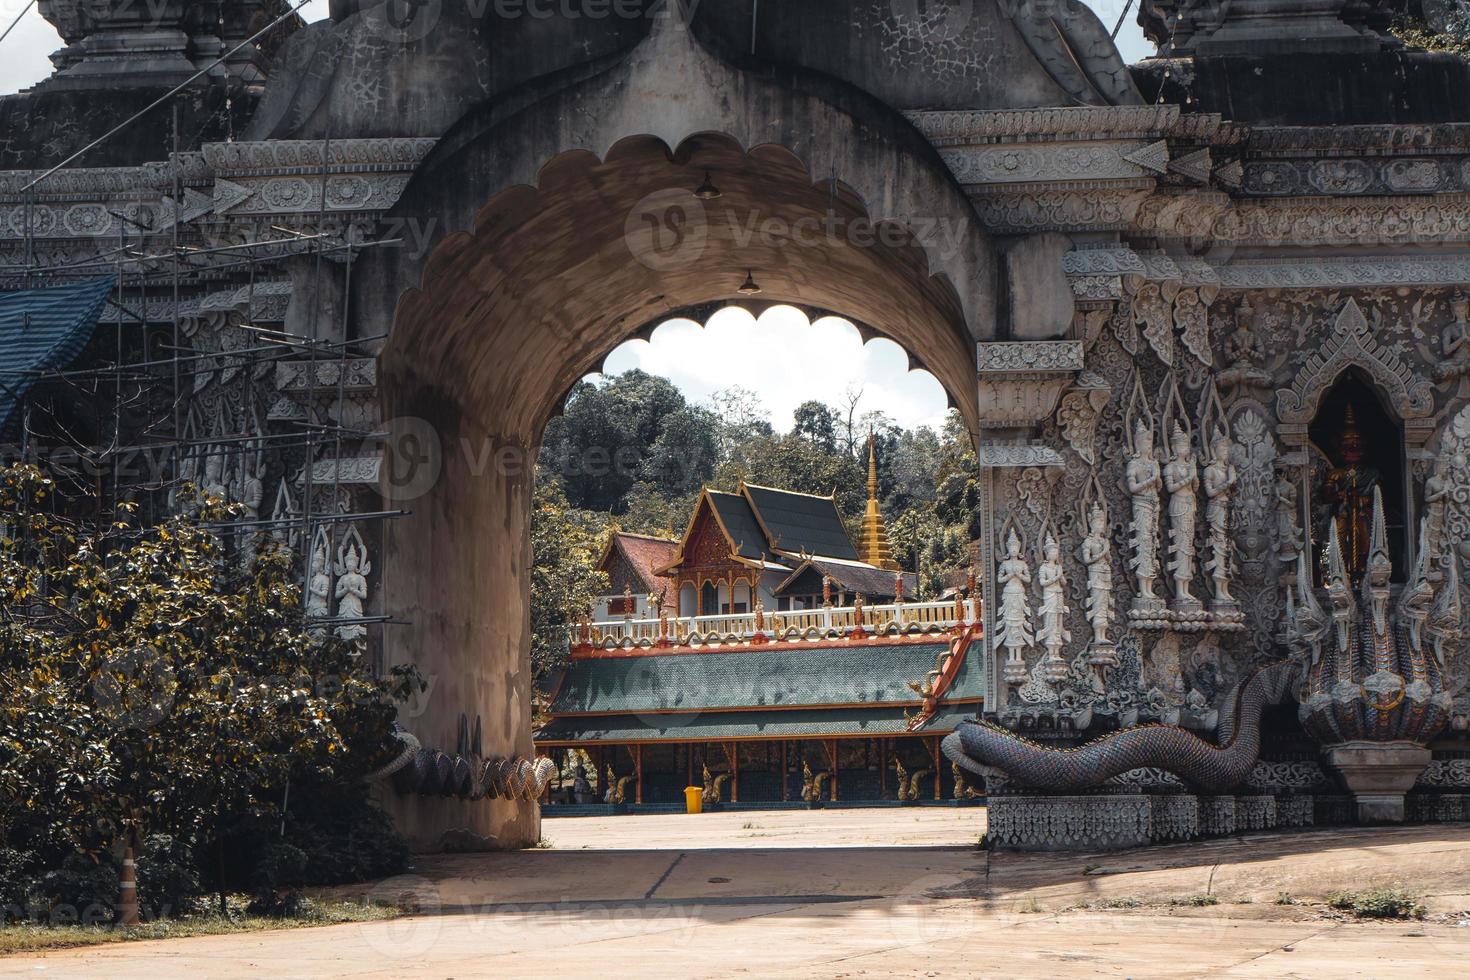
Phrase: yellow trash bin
[{"left": 684, "top": 786, "right": 703, "bottom": 814}]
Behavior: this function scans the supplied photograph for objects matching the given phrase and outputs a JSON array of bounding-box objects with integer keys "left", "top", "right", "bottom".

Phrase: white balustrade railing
[{"left": 579, "top": 598, "right": 979, "bottom": 650}]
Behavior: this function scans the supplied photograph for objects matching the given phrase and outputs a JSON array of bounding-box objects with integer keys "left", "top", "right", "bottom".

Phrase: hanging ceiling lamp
[
  {"left": 693, "top": 171, "right": 722, "bottom": 201},
  {"left": 737, "top": 270, "right": 762, "bottom": 296}
]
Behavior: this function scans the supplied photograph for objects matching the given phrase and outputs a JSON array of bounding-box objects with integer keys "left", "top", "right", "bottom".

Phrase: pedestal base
[{"left": 1323, "top": 741, "right": 1432, "bottom": 824}]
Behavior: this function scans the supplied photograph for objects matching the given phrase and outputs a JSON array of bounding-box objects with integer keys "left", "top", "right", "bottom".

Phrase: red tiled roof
[{"left": 602, "top": 532, "right": 680, "bottom": 605}]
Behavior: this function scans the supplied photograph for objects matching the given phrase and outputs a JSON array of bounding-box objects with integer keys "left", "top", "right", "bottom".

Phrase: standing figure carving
[
  {"left": 1203, "top": 433, "right": 1240, "bottom": 614},
  {"left": 1274, "top": 467, "right": 1301, "bottom": 567},
  {"left": 307, "top": 537, "right": 332, "bottom": 639},
  {"left": 1037, "top": 535, "right": 1071, "bottom": 684},
  {"left": 1319, "top": 405, "right": 1380, "bottom": 581},
  {"left": 1080, "top": 504, "right": 1116, "bottom": 668},
  {"left": 1125, "top": 422, "right": 1164, "bottom": 619},
  {"left": 996, "top": 530, "right": 1034, "bottom": 685},
  {"left": 335, "top": 542, "right": 371, "bottom": 646},
  {"left": 1163, "top": 423, "right": 1201, "bottom": 611},
  {"left": 1424, "top": 455, "right": 1450, "bottom": 558}
]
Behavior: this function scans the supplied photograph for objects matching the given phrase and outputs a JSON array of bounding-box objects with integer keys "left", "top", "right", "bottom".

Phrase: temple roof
[
  {"left": 706, "top": 489, "right": 776, "bottom": 563},
  {"left": 741, "top": 483, "right": 860, "bottom": 562},
  {"left": 535, "top": 702, "right": 980, "bottom": 745},
  {"left": 774, "top": 558, "right": 917, "bottom": 600},
  {"left": 0, "top": 276, "right": 115, "bottom": 434},
  {"left": 599, "top": 532, "right": 680, "bottom": 605}
]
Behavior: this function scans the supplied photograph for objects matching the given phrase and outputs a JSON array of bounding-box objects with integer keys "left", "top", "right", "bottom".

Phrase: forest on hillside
[{"left": 528, "top": 369, "right": 981, "bottom": 685}]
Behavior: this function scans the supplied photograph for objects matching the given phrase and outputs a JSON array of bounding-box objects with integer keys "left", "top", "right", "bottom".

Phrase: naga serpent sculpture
[{"left": 943, "top": 660, "right": 1296, "bottom": 793}]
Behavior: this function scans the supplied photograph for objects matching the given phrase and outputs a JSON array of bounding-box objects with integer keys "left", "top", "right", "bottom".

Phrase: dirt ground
[{"left": 5, "top": 808, "right": 1469, "bottom": 978}]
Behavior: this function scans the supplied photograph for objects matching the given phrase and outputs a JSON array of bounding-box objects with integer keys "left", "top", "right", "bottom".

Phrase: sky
[
  {"left": 0, "top": 0, "right": 1153, "bottom": 433},
  {"left": 595, "top": 306, "right": 954, "bottom": 433}
]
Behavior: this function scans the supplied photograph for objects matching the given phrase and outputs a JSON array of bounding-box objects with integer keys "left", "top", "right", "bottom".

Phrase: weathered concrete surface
[
  {"left": 8, "top": 811, "right": 1468, "bottom": 978},
  {"left": 366, "top": 16, "right": 1006, "bottom": 851}
]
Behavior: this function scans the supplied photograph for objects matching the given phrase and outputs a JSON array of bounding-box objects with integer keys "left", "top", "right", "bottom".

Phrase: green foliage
[
  {"left": 1326, "top": 887, "right": 1425, "bottom": 919},
  {"left": 0, "top": 463, "right": 409, "bottom": 923},
  {"left": 136, "top": 835, "right": 202, "bottom": 918},
  {"left": 530, "top": 478, "right": 609, "bottom": 686}
]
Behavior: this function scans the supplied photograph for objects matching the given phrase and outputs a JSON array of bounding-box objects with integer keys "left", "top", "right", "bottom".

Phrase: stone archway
[{"left": 358, "top": 19, "right": 999, "bottom": 850}]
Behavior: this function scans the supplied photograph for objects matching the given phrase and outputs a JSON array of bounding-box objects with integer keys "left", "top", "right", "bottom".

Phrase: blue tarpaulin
[{"left": 0, "top": 276, "right": 117, "bottom": 434}]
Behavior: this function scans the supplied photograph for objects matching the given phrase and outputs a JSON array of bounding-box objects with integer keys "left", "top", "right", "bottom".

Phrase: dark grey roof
[
  {"left": 743, "top": 484, "right": 859, "bottom": 561},
  {"left": 548, "top": 639, "right": 983, "bottom": 715},
  {"left": 707, "top": 490, "right": 772, "bottom": 562},
  {"left": 536, "top": 702, "right": 981, "bottom": 744},
  {"left": 775, "top": 559, "right": 916, "bottom": 599},
  {"left": 0, "top": 277, "right": 115, "bottom": 434}
]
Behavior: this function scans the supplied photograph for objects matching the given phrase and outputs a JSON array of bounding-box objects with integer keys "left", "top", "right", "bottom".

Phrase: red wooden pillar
[
  {"left": 632, "top": 744, "right": 644, "bottom": 804},
  {"left": 828, "top": 739, "right": 840, "bottom": 802},
  {"left": 929, "top": 737, "right": 942, "bottom": 800}
]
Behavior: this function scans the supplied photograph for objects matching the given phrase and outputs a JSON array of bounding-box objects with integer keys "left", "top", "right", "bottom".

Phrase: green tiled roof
[
  {"left": 0, "top": 277, "right": 115, "bottom": 433},
  {"left": 550, "top": 638, "right": 983, "bottom": 717},
  {"left": 536, "top": 702, "right": 981, "bottom": 744},
  {"left": 550, "top": 641, "right": 961, "bottom": 714},
  {"left": 744, "top": 484, "right": 859, "bottom": 561}
]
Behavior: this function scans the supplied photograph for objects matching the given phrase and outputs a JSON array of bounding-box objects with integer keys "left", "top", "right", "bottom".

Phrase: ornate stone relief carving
[{"left": 1055, "top": 372, "right": 1112, "bottom": 465}]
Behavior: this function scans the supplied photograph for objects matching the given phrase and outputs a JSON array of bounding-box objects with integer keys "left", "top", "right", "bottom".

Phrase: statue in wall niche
[
  {"left": 1080, "top": 504, "right": 1116, "bottom": 667},
  {"left": 335, "top": 543, "right": 370, "bottom": 645},
  {"left": 1320, "top": 406, "right": 1381, "bottom": 581},
  {"left": 1274, "top": 467, "right": 1301, "bottom": 567},
  {"left": 1163, "top": 424, "right": 1201, "bottom": 611},
  {"left": 996, "top": 530, "right": 1035, "bottom": 685},
  {"left": 1126, "top": 423, "right": 1165, "bottom": 618},
  {"left": 1037, "top": 535, "right": 1072, "bottom": 684},
  {"left": 1203, "top": 434, "right": 1240, "bottom": 613}
]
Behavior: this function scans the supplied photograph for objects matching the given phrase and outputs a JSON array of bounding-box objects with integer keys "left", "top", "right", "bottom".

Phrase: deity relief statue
[
  {"left": 202, "top": 451, "right": 229, "bottom": 505},
  {"left": 1080, "top": 504, "right": 1116, "bottom": 666},
  {"left": 1274, "top": 467, "right": 1301, "bottom": 566},
  {"left": 1318, "top": 405, "right": 1381, "bottom": 582},
  {"left": 1036, "top": 535, "right": 1071, "bottom": 684},
  {"left": 996, "top": 530, "right": 1034, "bottom": 685},
  {"left": 1433, "top": 293, "right": 1470, "bottom": 384},
  {"left": 335, "top": 542, "right": 371, "bottom": 646},
  {"left": 307, "top": 538, "right": 332, "bottom": 639},
  {"left": 1424, "top": 455, "right": 1451, "bottom": 558},
  {"left": 1163, "top": 423, "right": 1201, "bottom": 610},
  {"left": 1125, "top": 422, "right": 1164, "bottom": 617},
  {"left": 1219, "top": 298, "right": 1272, "bottom": 391},
  {"left": 1203, "top": 433, "right": 1239, "bottom": 611}
]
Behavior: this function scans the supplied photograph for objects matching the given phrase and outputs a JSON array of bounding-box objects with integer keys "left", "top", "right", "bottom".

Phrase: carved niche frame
[{"left": 1274, "top": 297, "right": 1436, "bottom": 572}]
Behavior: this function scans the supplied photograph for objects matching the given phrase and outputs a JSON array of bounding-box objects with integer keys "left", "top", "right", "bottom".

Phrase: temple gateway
[{"left": 2, "top": 0, "right": 1469, "bottom": 850}]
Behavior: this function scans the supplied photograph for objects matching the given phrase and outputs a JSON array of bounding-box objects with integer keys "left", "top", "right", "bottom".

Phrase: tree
[
  {"left": 707, "top": 385, "right": 773, "bottom": 460},
  {"left": 529, "top": 477, "right": 609, "bottom": 687},
  {"left": 1392, "top": 0, "right": 1470, "bottom": 54},
  {"left": 540, "top": 370, "right": 688, "bottom": 512},
  {"left": 792, "top": 401, "right": 838, "bottom": 452},
  {"left": 0, "top": 465, "right": 409, "bottom": 912},
  {"left": 639, "top": 405, "right": 720, "bottom": 499}
]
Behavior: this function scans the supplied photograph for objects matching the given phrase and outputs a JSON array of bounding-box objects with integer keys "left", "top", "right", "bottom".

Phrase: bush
[
  {"left": 247, "top": 841, "right": 309, "bottom": 917},
  {"left": 137, "top": 835, "right": 203, "bottom": 919},
  {"left": 33, "top": 853, "right": 119, "bottom": 925},
  {"left": 0, "top": 849, "right": 40, "bottom": 922},
  {"left": 1326, "top": 888, "right": 1425, "bottom": 919}
]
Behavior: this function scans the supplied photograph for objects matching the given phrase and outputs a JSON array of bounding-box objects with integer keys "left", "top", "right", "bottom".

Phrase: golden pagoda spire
[{"left": 858, "top": 432, "right": 900, "bottom": 570}]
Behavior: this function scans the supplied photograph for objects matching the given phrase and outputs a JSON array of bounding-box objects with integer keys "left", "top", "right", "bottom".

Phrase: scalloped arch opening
[{"left": 385, "top": 134, "right": 980, "bottom": 445}]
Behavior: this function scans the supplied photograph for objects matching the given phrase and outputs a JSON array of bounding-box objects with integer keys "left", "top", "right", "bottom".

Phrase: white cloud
[
  {"left": 595, "top": 305, "right": 953, "bottom": 433},
  {"left": 0, "top": 1, "right": 1153, "bottom": 97}
]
